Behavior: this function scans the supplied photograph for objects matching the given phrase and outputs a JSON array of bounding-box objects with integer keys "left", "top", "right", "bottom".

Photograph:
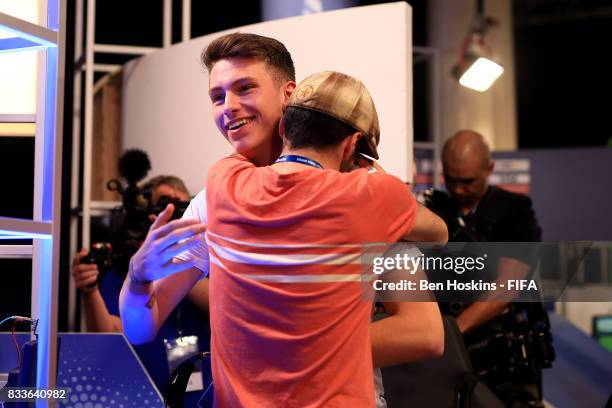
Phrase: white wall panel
[{"left": 122, "top": 2, "right": 413, "bottom": 194}]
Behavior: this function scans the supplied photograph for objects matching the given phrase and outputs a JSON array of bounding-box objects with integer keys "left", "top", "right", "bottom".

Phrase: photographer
[
  {"left": 71, "top": 174, "right": 210, "bottom": 398},
  {"left": 72, "top": 246, "right": 122, "bottom": 332},
  {"left": 424, "top": 130, "right": 553, "bottom": 407},
  {"left": 71, "top": 175, "right": 206, "bottom": 332}
]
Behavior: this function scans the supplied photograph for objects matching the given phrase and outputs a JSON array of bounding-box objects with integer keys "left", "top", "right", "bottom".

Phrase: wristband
[
  {"left": 129, "top": 269, "right": 152, "bottom": 286},
  {"left": 80, "top": 283, "right": 99, "bottom": 294}
]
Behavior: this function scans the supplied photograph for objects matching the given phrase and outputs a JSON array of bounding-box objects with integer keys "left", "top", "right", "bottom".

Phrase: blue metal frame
[
  {"left": 0, "top": 37, "right": 47, "bottom": 53},
  {"left": 0, "top": 0, "right": 63, "bottom": 403},
  {"left": 0, "top": 12, "right": 57, "bottom": 49}
]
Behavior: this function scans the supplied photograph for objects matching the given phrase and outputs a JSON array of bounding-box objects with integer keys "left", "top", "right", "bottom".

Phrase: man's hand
[
  {"left": 72, "top": 248, "right": 99, "bottom": 292},
  {"left": 456, "top": 257, "right": 530, "bottom": 333},
  {"left": 71, "top": 249, "right": 123, "bottom": 332},
  {"left": 129, "top": 204, "right": 207, "bottom": 283},
  {"left": 120, "top": 203, "right": 206, "bottom": 344}
]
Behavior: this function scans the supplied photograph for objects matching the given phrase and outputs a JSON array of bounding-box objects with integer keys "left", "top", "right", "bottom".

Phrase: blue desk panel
[{"left": 1, "top": 333, "right": 163, "bottom": 407}]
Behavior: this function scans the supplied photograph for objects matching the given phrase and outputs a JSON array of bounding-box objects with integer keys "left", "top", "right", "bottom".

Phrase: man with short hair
[
  {"left": 203, "top": 33, "right": 295, "bottom": 167},
  {"left": 425, "top": 130, "right": 552, "bottom": 407},
  {"left": 434, "top": 130, "right": 542, "bottom": 331}
]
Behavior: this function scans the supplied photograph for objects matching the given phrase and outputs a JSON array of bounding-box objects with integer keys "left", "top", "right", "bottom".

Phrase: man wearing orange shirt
[{"left": 204, "top": 71, "right": 446, "bottom": 406}]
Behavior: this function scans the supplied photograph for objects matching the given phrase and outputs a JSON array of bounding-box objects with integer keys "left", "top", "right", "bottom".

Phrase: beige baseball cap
[{"left": 286, "top": 71, "right": 380, "bottom": 159}]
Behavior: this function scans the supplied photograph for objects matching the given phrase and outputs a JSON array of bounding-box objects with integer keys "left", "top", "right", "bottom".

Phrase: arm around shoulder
[
  {"left": 403, "top": 203, "right": 448, "bottom": 243},
  {"left": 372, "top": 175, "right": 447, "bottom": 244}
]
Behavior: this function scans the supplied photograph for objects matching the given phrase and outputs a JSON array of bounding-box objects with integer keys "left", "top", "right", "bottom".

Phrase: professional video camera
[
  {"left": 82, "top": 149, "right": 190, "bottom": 278},
  {"left": 463, "top": 303, "right": 555, "bottom": 383},
  {"left": 419, "top": 188, "right": 491, "bottom": 242}
]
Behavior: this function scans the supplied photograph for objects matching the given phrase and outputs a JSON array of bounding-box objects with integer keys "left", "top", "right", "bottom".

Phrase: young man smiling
[
  {"left": 207, "top": 52, "right": 295, "bottom": 167},
  {"left": 120, "top": 33, "right": 445, "bottom": 405}
]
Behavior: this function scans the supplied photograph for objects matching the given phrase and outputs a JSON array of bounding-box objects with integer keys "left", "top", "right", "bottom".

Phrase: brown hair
[
  {"left": 201, "top": 33, "right": 295, "bottom": 82},
  {"left": 144, "top": 175, "right": 189, "bottom": 196}
]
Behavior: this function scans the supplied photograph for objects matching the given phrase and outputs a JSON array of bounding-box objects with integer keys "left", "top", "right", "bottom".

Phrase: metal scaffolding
[
  {"left": 69, "top": 0, "right": 193, "bottom": 330},
  {"left": 0, "top": 0, "right": 66, "bottom": 405}
]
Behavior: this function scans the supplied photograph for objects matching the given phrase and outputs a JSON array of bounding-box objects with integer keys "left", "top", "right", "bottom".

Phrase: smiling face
[{"left": 208, "top": 58, "right": 294, "bottom": 166}]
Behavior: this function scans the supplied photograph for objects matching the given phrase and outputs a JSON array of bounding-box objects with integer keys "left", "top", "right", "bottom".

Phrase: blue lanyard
[{"left": 274, "top": 155, "right": 323, "bottom": 169}]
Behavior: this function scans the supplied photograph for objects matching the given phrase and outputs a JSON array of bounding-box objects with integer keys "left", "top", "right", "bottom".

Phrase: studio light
[
  {"left": 458, "top": 56, "right": 504, "bottom": 92},
  {"left": 453, "top": 0, "right": 503, "bottom": 92}
]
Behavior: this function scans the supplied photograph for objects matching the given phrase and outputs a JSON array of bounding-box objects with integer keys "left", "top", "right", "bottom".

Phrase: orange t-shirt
[{"left": 206, "top": 155, "right": 417, "bottom": 407}]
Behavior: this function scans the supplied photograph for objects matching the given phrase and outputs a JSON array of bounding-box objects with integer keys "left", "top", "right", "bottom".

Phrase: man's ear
[
  {"left": 342, "top": 132, "right": 362, "bottom": 160},
  {"left": 282, "top": 81, "right": 296, "bottom": 105},
  {"left": 486, "top": 160, "right": 495, "bottom": 176}
]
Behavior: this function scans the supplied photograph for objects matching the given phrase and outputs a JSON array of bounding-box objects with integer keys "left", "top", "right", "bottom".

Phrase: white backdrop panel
[{"left": 122, "top": 2, "right": 412, "bottom": 194}]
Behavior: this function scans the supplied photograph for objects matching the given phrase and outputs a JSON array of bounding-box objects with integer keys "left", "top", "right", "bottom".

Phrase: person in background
[
  {"left": 72, "top": 175, "right": 211, "bottom": 403},
  {"left": 425, "top": 130, "right": 554, "bottom": 407}
]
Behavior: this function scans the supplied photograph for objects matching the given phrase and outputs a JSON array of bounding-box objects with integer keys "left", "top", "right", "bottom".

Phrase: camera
[
  {"left": 82, "top": 242, "right": 113, "bottom": 272},
  {"left": 81, "top": 242, "right": 113, "bottom": 288},
  {"left": 151, "top": 194, "right": 190, "bottom": 222},
  {"left": 88, "top": 149, "right": 190, "bottom": 276}
]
